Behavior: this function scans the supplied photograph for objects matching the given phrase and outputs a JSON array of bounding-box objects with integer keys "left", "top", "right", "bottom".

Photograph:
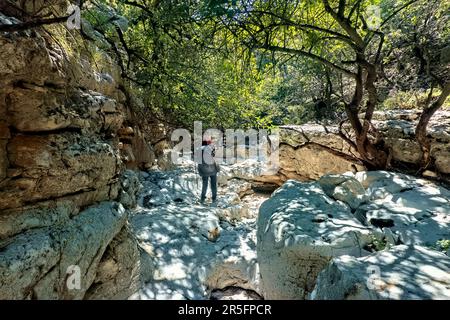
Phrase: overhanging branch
[
  {"left": 0, "top": 15, "right": 71, "bottom": 32},
  {"left": 255, "top": 43, "right": 357, "bottom": 78}
]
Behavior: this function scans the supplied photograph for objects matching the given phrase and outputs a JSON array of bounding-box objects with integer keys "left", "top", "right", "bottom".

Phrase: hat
[{"left": 203, "top": 136, "right": 212, "bottom": 145}]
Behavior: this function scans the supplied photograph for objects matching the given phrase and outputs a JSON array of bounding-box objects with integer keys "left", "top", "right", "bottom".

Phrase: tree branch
[
  {"left": 415, "top": 82, "right": 450, "bottom": 168},
  {"left": 255, "top": 43, "right": 357, "bottom": 78},
  {"left": 380, "top": 0, "right": 419, "bottom": 28},
  {"left": 0, "top": 15, "right": 71, "bottom": 32},
  {"left": 338, "top": 118, "right": 358, "bottom": 150},
  {"left": 322, "top": 0, "right": 365, "bottom": 49},
  {"left": 248, "top": 9, "right": 354, "bottom": 46}
]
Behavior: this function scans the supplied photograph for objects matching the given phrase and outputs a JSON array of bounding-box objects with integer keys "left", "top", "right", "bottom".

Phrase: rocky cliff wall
[
  {"left": 0, "top": 5, "right": 155, "bottom": 299},
  {"left": 255, "top": 110, "right": 450, "bottom": 185}
]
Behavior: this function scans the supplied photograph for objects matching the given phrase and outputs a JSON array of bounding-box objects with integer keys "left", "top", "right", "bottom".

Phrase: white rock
[
  {"left": 257, "top": 180, "right": 373, "bottom": 299},
  {"left": 354, "top": 173, "right": 450, "bottom": 247},
  {"left": 217, "top": 204, "right": 251, "bottom": 223},
  {"left": 0, "top": 202, "right": 128, "bottom": 299},
  {"left": 318, "top": 174, "right": 367, "bottom": 209},
  {"left": 130, "top": 203, "right": 260, "bottom": 299},
  {"left": 257, "top": 171, "right": 450, "bottom": 300},
  {"left": 382, "top": 227, "right": 398, "bottom": 246},
  {"left": 85, "top": 228, "right": 153, "bottom": 299},
  {"left": 311, "top": 245, "right": 450, "bottom": 300}
]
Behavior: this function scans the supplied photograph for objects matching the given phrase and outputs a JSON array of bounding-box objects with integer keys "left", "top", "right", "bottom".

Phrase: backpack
[{"left": 197, "top": 145, "right": 219, "bottom": 176}]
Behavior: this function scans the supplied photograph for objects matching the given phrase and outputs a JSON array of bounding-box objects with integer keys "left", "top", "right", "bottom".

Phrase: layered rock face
[
  {"left": 372, "top": 110, "right": 450, "bottom": 173},
  {"left": 257, "top": 171, "right": 450, "bottom": 299},
  {"left": 272, "top": 110, "right": 450, "bottom": 183},
  {"left": 0, "top": 12, "right": 124, "bottom": 220},
  {"left": 0, "top": 6, "right": 154, "bottom": 299},
  {"left": 221, "top": 111, "right": 449, "bottom": 188},
  {"left": 276, "top": 125, "right": 365, "bottom": 182}
]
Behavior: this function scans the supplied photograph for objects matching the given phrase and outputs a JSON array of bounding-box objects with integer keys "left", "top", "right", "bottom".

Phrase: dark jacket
[{"left": 197, "top": 145, "right": 220, "bottom": 177}]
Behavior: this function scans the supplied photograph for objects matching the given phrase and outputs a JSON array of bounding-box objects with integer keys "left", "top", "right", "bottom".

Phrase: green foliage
[
  {"left": 85, "top": 0, "right": 449, "bottom": 130},
  {"left": 381, "top": 89, "right": 450, "bottom": 110},
  {"left": 83, "top": 0, "right": 283, "bottom": 130},
  {"left": 366, "top": 235, "right": 388, "bottom": 252},
  {"left": 436, "top": 239, "right": 450, "bottom": 252},
  {"left": 379, "top": 0, "right": 450, "bottom": 97}
]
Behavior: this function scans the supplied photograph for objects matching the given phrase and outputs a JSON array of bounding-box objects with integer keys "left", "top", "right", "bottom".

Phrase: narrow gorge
[{"left": 0, "top": 0, "right": 449, "bottom": 301}]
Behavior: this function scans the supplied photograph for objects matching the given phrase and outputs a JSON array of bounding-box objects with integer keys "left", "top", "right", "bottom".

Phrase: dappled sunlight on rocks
[
  {"left": 129, "top": 161, "right": 267, "bottom": 300},
  {"left": 257, "top": 171, "right": 450, "bottom": 300}
]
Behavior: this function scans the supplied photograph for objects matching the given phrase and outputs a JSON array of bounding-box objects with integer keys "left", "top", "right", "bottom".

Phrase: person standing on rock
[{"left": 197, "top": 137, "right": 220, "bottom": 204}]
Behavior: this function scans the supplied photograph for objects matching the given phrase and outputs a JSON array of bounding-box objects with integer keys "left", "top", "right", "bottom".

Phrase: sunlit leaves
[{"left": 87, "top": 0, "right": 447, "bottom": 129}]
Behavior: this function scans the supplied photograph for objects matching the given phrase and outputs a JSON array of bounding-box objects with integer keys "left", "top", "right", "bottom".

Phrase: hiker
[{"left": 197, "top": 138, "right": 220, "bottom": 204}]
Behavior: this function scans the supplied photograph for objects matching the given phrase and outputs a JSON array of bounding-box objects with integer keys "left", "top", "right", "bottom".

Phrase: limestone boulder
[
  {"left": 372, "top": 111, "right": 450, "bottom": 174},
  {"left": 0, "top": 202, "right": 127, "bottom": 299},
  {"left": 279, "top": 143, "right": 364, "bottom": 181},
  {"left": 84, "top": 227, "right": 153, "bottom": 300},
  {"left": 277, "top": 110, "right": 450, "bottom": 178},
  {"left": 220, "top": 159, "right": 286, "bottom": 186},
  {"left": 129, "top": 204, "right": 259, "bottom": 299},
  {"left": 117, "top": 170, "right": 141, "bottom": 209},
  {"left": 385, "top": 138, "right": 422, "bottom": 163},
  {"left": 280, "top": 124, "right": 348, "bottom": 150},
  {"left": 257, "top": 180, "right": 373, "bottom": 299},
  {"left": 257, "top": 171, "right": 450, "bottom": 300},
  {"left": 353, "top": 171, "right": 450, "bottom": 247},
  {"left": 216, "top": 204, "right": 251, "bottom": 223},
  {"left": 311, "top": 245, "right": 450, "bottom": 300},
  {"left": 318, "top": 174, "right": 368, "bottom": 209},
  {"left": 433, "top": 147, "right": 450, "bottom": 174},
  {"left": 205, "top": 256, "right": 260, "bottom": 296},
  {"left": 225, "top": 179, "right": 253, "bottom": 197}
]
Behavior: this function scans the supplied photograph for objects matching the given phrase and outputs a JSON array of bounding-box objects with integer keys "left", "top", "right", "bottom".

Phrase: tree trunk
[
  {"left": 345, "top": 66, "right": 363, "bottom": 135},
  {"left": 359, "top": 63, "right": 389, "bottom": 169},
  {"left": 415, "top": 83, "right": 450, "bottom": 170},
  {"left": 346, "top": 62, "right": 389, "bottom": 170}
]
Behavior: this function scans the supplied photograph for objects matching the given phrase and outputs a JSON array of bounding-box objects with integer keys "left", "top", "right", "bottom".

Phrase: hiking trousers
[{"left": 200, "top": 175, "right": 217, "bottom": 202}]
